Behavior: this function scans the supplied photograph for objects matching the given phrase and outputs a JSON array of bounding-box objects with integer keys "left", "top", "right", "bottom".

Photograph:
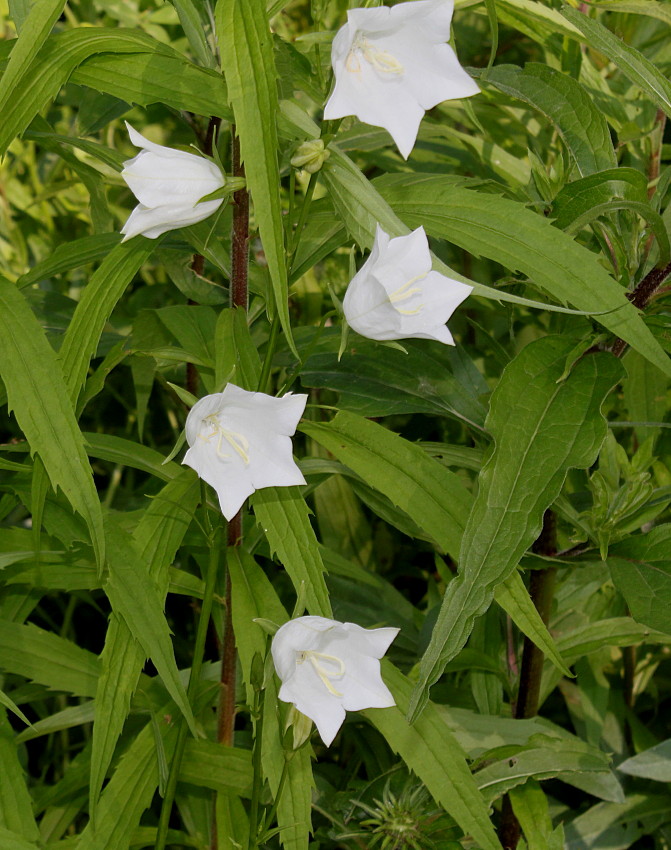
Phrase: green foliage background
[{"left": 1, "top": 0, "right": 671, "bottom": 848}]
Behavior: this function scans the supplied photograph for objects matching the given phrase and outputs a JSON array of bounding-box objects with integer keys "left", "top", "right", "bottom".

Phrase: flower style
[
  {"left": 182, "top": 384, "right": 308, "bottom": 520},
  {"left": 120, "top": 122, "right": 225, "bottom": 241},
  {"left": 323, "top": 0, "right": 479, "bottom": 159},
  {"left": 272, "top": 616, "right": 399, "bottom": 746},
  {"left": 343, "top": 225, "right": 472, "bottom": 344}
]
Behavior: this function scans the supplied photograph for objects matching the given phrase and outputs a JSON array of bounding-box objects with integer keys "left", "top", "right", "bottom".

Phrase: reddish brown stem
[
  {"left": 230, "top": 131, "right": 249, "bottom": 310},
  {"left": 611, "top": 260, "right": 671, "bottom": 357}
]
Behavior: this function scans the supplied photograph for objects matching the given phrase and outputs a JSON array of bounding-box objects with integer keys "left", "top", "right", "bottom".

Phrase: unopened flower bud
[{"left": 290, "top": 139, "right": 330, "bottom": 174}]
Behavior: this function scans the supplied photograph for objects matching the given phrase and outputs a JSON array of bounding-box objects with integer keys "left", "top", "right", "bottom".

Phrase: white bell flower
[
  {"left": 182, "top": 384, "right": 308, "bottom": 520},
  {"left": 120, "top": 122, "right": 225, "bottom": 241},
  {"left": 343, "top": 225, "right": 472, "bottom": 344},
  {"left": 272, "top": 615, "right": 399, "bottom": 747},
  {"left": 323, "top": 0, "right": 480, "bottom": 159}
]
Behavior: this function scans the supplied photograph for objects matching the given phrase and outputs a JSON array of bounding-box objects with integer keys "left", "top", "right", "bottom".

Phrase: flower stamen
[
  {"left": 199, "top": 414, "right": 250, "bottom": 464},
  {"left": 346, "top": 33, "right": 404, "bottom": 77},
  {"left": 388, "top": 273, "right": 426, "bottom": 315},
  {"left": 298, "top": 650, "right": 346, "bottom": 697}
]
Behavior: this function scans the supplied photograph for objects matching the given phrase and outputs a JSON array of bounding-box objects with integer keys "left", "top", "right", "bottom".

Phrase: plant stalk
[
  {"left": 155, "top": 517, "right": 224, "bottom": 850},
  {"left": 498, "top": 510, "right": 557, "bottom": 849}
]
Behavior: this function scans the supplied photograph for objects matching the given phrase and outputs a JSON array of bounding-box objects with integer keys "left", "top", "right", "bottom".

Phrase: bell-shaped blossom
[
  {"left": 343, "top": 225, "right": 472, "bottom": 344},
  {"left": 182, "top": 384, "right": 308, "bottom": 520},
  {"left": 272, "top": 615, "right": 399, "bottom": 747},
  {"left": 323, "top": 0, "right": 479, "bottom": 159},
  {"left": 120, "top": 122, "right": 225, "bottom": 241}
]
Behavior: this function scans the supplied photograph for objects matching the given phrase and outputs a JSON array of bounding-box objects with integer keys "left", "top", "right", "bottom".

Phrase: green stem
[
  {"left": 155, "top": 511, "right": 224, "bottom": 850},
  {"left": 260, "top": 755, "right": 291, "bottom": 839},
  {"left": 247, "top": 686, "right": 265, "bottom": 850},
  {"left": 257, "top": 313, "right": 281, "bottom": 393},
  {"left": 287, "top": 170, "right": 320, "bottom": 275}
]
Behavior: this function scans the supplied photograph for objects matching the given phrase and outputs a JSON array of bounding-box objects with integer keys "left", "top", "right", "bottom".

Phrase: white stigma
[
  {"left": 345, "top": 33, "right": 405, "bottom": 77},
  {"left": 297, "top": 650, "right": 346, "bottom": 697},
  {"left": 199, "top": 413, "right": 250, "bottom": 464}
]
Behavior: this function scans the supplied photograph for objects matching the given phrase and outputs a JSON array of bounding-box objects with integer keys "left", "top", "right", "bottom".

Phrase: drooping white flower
[
  {"left": 120, "top": 122, "right": 225, "bottom": 241},
  {"left": 272, "top": 615, "right": 399, "bottom": 747},
  {"left": 323, "top": 0, "right": 480, "bottom": 159},
  {"left": 343, "top": 225, "right": 472, "bottom": 344},
  {"left": 182, "top": 384, "right": 308, "bottom": 520}
]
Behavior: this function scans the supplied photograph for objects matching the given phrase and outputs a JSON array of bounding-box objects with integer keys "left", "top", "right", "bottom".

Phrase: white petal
[
  {"left": 182, "top": 441, "right": 253, "bottom": 520},
  {"left": 122, "top": 151, "right": 223, "bottom": 208},
  {"left": 184, "top": 393, "right": 225, "bottom": 446},
  {"left": 341, "top": 623, "right": 400, "bottom": 658},
  {"left": 120, "top": 199, "right": 222, "bottom": 240},
  {"left": 389, "top": 0, "right": 455, "bottom": 42}
]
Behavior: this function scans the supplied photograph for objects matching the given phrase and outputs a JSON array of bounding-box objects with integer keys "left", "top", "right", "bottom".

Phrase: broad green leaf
[
  {"left": 476, "top": 0, "right": 582, "bottom": 44},
  {"left": 0, "top": 621, "right": 99, "bottom": 696},
  {"left": 301, "top": 411, "right": 472, "bottom": 559},
  {"left": 90, "top": 472, "right": 199, "bottom": 815},
  {"left": 0, "top": 710, "right": 39, "bottom": 841},
  {"left": 322, "top": 144, "right": 599, "bottom": 315},
  {"left": 0, "top": 0, "right": 65, "bottom": 122},
  {"left": 301, "top": 336, "right": 487, "bottom": 428},
  {"left": 483, "top": 63, "right": 616, "bottom": 176},
  {"left": 474, "top": 735, "right": 612, "bottom": 805},
  {"left": 409, "top": 337, "right": 624, "bottom": 720},
  {"left": 495, "top": 570, "right": 572, "bottom": 677},
  {"left": 78, "top": 716, "right": 178, "bottom": 850},
  {"left": 562, "top": 7, "right": 671, "bottom": 120},
  {"left": 552, "top": 168, "right": 649, "bottom": 230},
  {"left": 375, "top": 174, "right": 671, "bottom": 376},
  {"left": 0, "top": 28, "right": 231, "bottom": 154},
  {"left": 0, "top": 829, "right": 39, "bottom": 850},
  {"left": 0, "top": 276, "right": 105, "bottom": 567},
  {"left": 563, "top": 793, "right": 671, "bottom": 850},
  {"left": 555, "top": 617, "right": 671, "bottom": 662},
  {"left": 364, "top": 663, "right": 501, "bottom": 850},
  {"left": 618, "top": 739, "right": 671, "bottom": 782},
  {"left": 180, "top": 740, "right": 253, "bottom": 794},
  {"left": 214, "top": 307, "right": 262, "bottom": 391},
  {"left": 608, "top": 525, "right": 671, "bottom": 633},
  {"left": 216, "top": 0, "right": 296, "bottom": 357},
  {"left": 252, "top": 487, "right": 332, "bottom": 618},
  {"left": 103, "top": 514, "right": 197, "bottom": 736},
  {"left": 59, "top": 239, "right": 156, "bottom": 406}
]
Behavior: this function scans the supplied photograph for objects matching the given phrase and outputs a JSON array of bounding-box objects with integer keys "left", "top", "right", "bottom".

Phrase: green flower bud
[{"left": 290, "top": 139, "right": 330, "bottom": 174}]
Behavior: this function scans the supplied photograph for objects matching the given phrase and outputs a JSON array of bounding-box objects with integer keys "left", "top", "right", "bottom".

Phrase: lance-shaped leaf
[
  {"left": 561, "top": 7, "right": 671, "bottom": 120},
  {"left": 0, "top": 709, "right": 40, "bottom": 842},
  {"left": 0, "top": 276, "right": 105, "bottom": 568},
  {"left": 408, "top": 337, "right": 624, "bottom": 721},
  {"left": 482, "top": 64, "right": 616, "bottom": 176},
  {"left": 374, "top": 174, "right": 671, "bottom": 377},
  {"left": 301, "top": 411, "right": 472, "bottom": 560},
  {"left": 216, "top": 0, "right": 296, "bottom": 356}
]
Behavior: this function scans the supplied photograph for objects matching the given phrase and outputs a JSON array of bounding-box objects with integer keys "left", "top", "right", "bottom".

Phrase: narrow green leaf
[
  {"left": 322, "top": 145, "right": 636, "bottom": 318},
  {"left": 302, "top": 411, "right": 476, "bottom": 560},
  {"left": 0, "top": 710, "right": 39, "bottom": 841},
  {"left": 0, "top": 829, "right": 39, "bottom": 850},
  {"left": 216, "top": 0, "right": 296, "bottom": 357},
  {"left": 16, "top": 233, "right": 120, "bottom": 290},
  {"left": 180, "top": 740, "right": 253, "bottom": 794},
  {"left": 0, "top": 688, "right": 30, "bottom": 727},
  {"left": 409, "top": 337, "right": 624, "bottom": 721},
  {"left": 83, "top": 432, "right": 180, "bottom": 482},
  {"left": 78, "top": 716, "right": 178, "bottom": 850},
  {"left": 365, "top": 663, "right": 501, "bottom": 850},
  {"left": 375, "top": 174, "right": 671, "bottom": 376},
  {"left": 594, "top": 1, "right": 671, "bottom": 25},
  {"left": 552, "top": 167, "right": 648, "bottom": 230},
  {"left": 0, "top": 276, "right": 105, "bottom": 568},
  {"left": 214, "top": 307, "right": 262, "bottom": 391},
  {"left": 555, "top": 617, "right": 671, "bottom": 662},
  {"left": 0, "top": 621, "right": 100, "bottom": 697},
  {"left": 252, "top": 487, "right": 332, "bottom": 618},
  {"left": 59, "top": 239, "right": 155, "bottom": 406},
  {"left": 170, "top": 0, "right": 217, "bottom": 68},
  {"left": 0, "top": 28, "right": 231, "bottom": 154},
  {"left": 618, "top": 739, "right": 671, "bottom": 782},
  {"left": 562, "top": 7, "right": 671, "bottom": 120},
  {"left": 103, "top": 514, "right": 197, "bottom": 736},
  {"left": 483, "top": 64, "right": 616, "bottom": 176},
  {"left": 495, "top": 571, "right": 572, "bottom": 677},
  {"left": 0, "top": 0, "right": 65, "bottom": 121}
]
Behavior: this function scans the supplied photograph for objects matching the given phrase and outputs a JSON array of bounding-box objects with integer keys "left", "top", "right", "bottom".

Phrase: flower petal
[{"left": 120, "top": 199, "right": 222, "bottom": 241}]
